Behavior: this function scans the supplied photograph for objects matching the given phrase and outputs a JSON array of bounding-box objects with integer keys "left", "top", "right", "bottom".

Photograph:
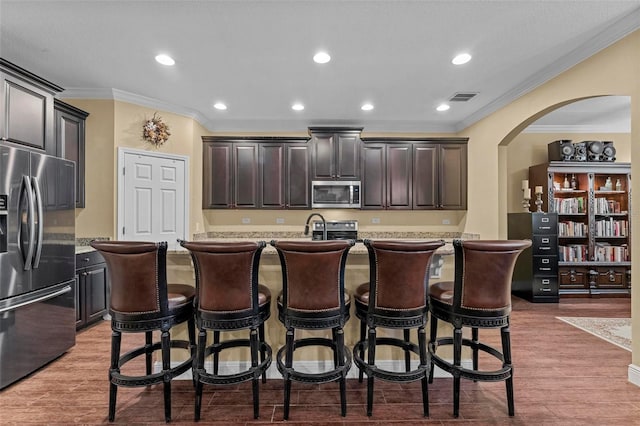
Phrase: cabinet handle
[
  {"left": 541, "top": 279, "right": 550, "bottom": 284},
  {"left": 83, "top": 257, "right": 90, "bottom": 262},
  {"left": 540, "top": 267, "right": 551, "bottom": 271}
]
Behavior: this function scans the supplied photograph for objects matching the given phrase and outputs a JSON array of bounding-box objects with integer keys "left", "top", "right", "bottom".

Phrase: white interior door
[{"left": 118, "top": 149, "right": 189, "bottom": 251}]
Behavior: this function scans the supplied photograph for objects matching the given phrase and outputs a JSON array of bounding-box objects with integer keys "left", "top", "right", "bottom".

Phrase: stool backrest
[
  {"left": 453, "top": 239, "right": 532, "bottom": 312},
  {"left": 365, "top": 240, "right": 445, "bottom": 312},
  {"left": 90, "top": 241, "right": 168, "bottom": 315},
  {"left": 271, "top": 240, "right": 353, "bottom": 312},
  {"left": 179, "top": 240, "right": 265, "bottom": 313}
]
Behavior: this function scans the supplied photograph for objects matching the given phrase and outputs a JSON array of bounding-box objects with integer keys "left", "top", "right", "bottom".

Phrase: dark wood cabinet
[
  {"left": 310, "top": 127, "right": 362, "bottom": 180},
  {"left": 259, "top": 142, "right": 310, "bottom": 209},
  {"left": 0, "top": 58, "right": 62, "bottom": 154},
  {"left": 54, "top": 99, "right": 88, "bottom": 208},
  {"left": 361, "top": 143, "right": 412, "bottom": 209},
  {"left": 362, "top": 138, "right": 468, "bottom": 211},
  {"left": 75, "top": 251, "right": 109, "bottom": 330},
  {"left": 508, "top": 212, "right": 559, "bottom": 303},
  {"left": 413, "top": 142, "right": 467, "bottom": 210},
  {"left": 528, "top": 161, "right": 631, "bottom": 297},
  {"left": 203, "top": 136, "right": 310, "bottom": 209}
]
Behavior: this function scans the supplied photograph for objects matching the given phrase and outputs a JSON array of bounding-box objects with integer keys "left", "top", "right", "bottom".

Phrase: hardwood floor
[{"left": 1, "top": 297, "right": 638, "bottom": 425}]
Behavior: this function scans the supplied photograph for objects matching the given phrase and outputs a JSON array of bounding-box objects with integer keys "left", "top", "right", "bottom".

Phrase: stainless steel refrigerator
[{"left": 0, "top": 143, "right": 76, "bottom": 389}]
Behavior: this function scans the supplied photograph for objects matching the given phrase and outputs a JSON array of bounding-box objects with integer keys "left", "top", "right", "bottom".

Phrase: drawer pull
[
  {"left": 542, "top": 279, "right": 550, "bottom": 284},
  {"left": 539, "top": 226, "right": 551, "bottom": 230},
  {"left": 541, "top": 238, "right": 549, "bottom": 243},
  {"left": 540, "top": 267, "right": 551, "bottom": 271},
  {"left": 541, "top": 218, "right": 550, "bottom": 223},
  {"left": 541, "top": 288, "right": 551, "bottom": 292},
  {"left": 542, "top": 259, "right": 550, "bottom": 264},
  {"left": 540, "top": 247, "right": 550, "bottom": 250}
]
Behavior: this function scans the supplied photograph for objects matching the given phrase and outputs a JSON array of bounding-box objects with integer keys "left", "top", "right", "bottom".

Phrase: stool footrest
[
  {"left": 353, "top": 338, "right": 428, "bottom": 382},
  {"left": 196, "top": 342, "right": 272, "bottom": 385},
  {"left": 276, "top": 337, "right": 351, "bottom": 384},
  {"left": 429, "top": 337, "right": 511, "bottom": 382}
]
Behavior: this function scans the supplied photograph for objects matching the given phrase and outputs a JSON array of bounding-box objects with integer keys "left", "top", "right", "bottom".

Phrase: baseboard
[
  {"left": 156, "top": 359, "right": 472, "bottom": 381},
  {"left": 628, "top": 363, "right": 640, "bottom": 387}
]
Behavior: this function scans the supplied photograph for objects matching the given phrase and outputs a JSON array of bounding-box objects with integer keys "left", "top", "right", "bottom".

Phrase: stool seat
[
  {"left": 352, "top": 239, "right": 444, "bottom": 417},
  {"left": 179, "top": 240, "right": 272, "bottom": 421},
  {"left": 90, "top": 240, "right": 196, "bottom": 423},
  {"left": 428, "top": 239, "right": 531, "bottom": 418},
  {"left": 428, "top": 281, "right": 454, "bottom": 304},
  {"left": 271, "top": 239, "right": 354, "bottom": 420}
]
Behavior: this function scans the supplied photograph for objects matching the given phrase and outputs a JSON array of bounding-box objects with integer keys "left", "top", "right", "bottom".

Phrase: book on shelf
[
  {"left": 594, "top": 218, "right": 628, "bottom": 237},
  {"left": 558, "top": 244, "right": 588, "bottom": 262},
  {"left": 594, "top": 242, "right": 628, "bottom": 262},
  {"left": 595, "top": 197, "right": 622, "bottom": 214},
  {"left": 553, "top": 196, "right": 585, "bottom": 214},
  {"left": 558, "top": 220, "right": 588, "bottom": 237}
]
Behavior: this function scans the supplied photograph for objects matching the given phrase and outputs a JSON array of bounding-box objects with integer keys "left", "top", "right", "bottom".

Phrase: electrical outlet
[
  {"left": 241, "top": 217, "right": 251, "bottom": 224},
  {"left": 276, "top": 218, "right": 285, "bottom": 224},
  {"left": 442, "top": 219, "right": 451, "bottom": 225},
  {"left": 372, "top": 217, "right": 381, "bottom": 224}
]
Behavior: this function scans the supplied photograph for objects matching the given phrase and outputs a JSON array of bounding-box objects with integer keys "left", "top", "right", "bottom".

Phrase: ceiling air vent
[{"left": 448, "top": 92, "right": 478, "bottom": 102}]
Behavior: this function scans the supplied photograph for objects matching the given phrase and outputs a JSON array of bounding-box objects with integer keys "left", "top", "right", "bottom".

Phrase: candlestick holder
[
  {"left": 522, "top": 190, "right": 531, "bottom": 212},
  {"left": 534, "top": 191, "right": 543, "bottom": 212}
]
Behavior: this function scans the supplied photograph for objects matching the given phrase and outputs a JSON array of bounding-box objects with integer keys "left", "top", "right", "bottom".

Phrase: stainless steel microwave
[{"left": 311, "top": 180, "right": 361, "bottom": 208}]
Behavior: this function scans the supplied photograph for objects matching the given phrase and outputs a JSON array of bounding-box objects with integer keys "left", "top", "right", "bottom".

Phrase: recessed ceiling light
[
  {"left": 361, "top": 103, "right": 374, "bottom": 111},
  {"left": 313, "top": 51, "right": 331, "bottom": 64},
  {"left": 436, "top": 103, "right": 450, "bottom": 112},
  {"left": 292, "top": 103, "right": 305, "bottom": 111},
  {"left": 452, "top": 53, "right": 472, "bottom": 65},
  {"left": 213, "top": 102, "right": 227, "bottom": 110},
  {"left": 155, "top": 54, "right": 175, "bottom": 66}
]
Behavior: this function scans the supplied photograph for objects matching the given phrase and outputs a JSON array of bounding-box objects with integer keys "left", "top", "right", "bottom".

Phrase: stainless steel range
[{"left": 311, "top": 220, "right": 358, "bottom": 241}]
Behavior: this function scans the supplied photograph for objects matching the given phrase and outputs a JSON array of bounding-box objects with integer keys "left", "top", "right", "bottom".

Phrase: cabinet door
[
  {"left": 439, "top": 144, "right": 467, "bottom": 209},
  {"left": 84, "top": 266, "right": 108, "bottom": 325},
  {"left": 335, "top": 132, "right": 360, "bottom": 180},
  {"left": 311, "top": 133, "right": 335, "bottom": 180},
  {"left": 203, "top": 142, "right": 233, "bottom": 208},
  {"left": 386, "top": 144, "right": 412, "bottom": 209},
  {"left": 361, "top": 144, "right": 386, "bottom": 209},
  {"left": 260, "top": 144, "right": 285, "bottom": 208},
  {"left": 74, "top": 273, "right": 83, "bottom": 329},
  {"left": 413, "top": 144, "right": 438, "bottom": 209},
  {"left": 286, "top": 144, "right": 310, "bottom": 208},
  {"left": 234, "top": 144, "right": 259, "bottom": 208},
  {"left": 0, "top": 72, "right": 55, "bottom": 152},
  {"left": 55, "top": 102, "right": 87, "bottom": 207}
]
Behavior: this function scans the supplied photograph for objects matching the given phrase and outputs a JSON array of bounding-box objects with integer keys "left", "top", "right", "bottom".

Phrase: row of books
[
  {"left": 558, "top": 244, "right": 588, "bottom": 262},
  {"left": 553, "top": 197, "right": 586, "bottom": 214},
  {"left": 595, "top": 197, "right": 623, "bottom": 214},
  {"left": 594, "top": 243, "right": 628, "bottom": 262},
  {"left": 558, "top": 220, "right": 588, "bottom": 237},
  {"left": 594, "top": 218, "right": 628, "bottom": 237}
]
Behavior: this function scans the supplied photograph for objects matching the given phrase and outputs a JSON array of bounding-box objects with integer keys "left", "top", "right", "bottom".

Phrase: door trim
[{"left": 116, "top": 148, "right": 190, "bottom": 243}]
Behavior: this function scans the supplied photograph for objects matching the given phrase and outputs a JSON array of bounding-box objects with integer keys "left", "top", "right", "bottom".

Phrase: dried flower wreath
[{"left": 142, "top": 113, "right": 171, "bottom": 146}]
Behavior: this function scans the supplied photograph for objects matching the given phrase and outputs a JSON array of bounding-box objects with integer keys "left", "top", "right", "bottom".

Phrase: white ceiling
[{"left": 1, "top": 0, "right": 638, "bottom": 134}]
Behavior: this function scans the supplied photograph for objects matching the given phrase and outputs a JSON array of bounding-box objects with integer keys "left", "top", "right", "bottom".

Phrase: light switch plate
[
  {"left": 276, "top": 218, "right": 285, "bottom": 224},
  {"left": 372, "top": 217, "right": 381, "bottom": 224},
  {"left": 242, "top": 217, "right": 251, "bottom": 224}
]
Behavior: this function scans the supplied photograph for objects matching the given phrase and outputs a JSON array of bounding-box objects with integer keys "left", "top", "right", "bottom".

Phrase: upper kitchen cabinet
[
  {"left": 361, "top": 142, "right": 412, "bottom": 209},
  {"left": 413, "top": 141, "right": 467, "bottom": 210},
  {"left": 202, "top": 139, "right": 259, "bottom": 209},
  {"left": 0, "top": 58, "right": 62, "bottom": 154},
  {"left": 309, "top": 127, "right": 362, "bottom": 180},
  {"left": 202, "top": 136, "right": 310, "bottom": 209},
  {"left": 54, "top": 99, "right": 89, "bottom": 208}
]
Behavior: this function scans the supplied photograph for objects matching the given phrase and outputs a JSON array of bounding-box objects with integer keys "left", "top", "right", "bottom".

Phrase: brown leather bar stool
[
  {"left": 428, "top": 239, "right": 531, "bottom": 418},
  {"left": 270, "top": 239, "right": 355, "bottom": 420},
  {"left": 352, "top": 239, "right": 444, "bottom": 417},
  {"left": 178, "top": 240, "right": 272, "bottom": 421},
  {"left": 89, "top": 241, "right": 196, "bottom": 423}
]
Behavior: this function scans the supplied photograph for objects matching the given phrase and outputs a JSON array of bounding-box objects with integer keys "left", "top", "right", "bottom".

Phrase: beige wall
[
  {"left": 64, "top": 29, "right": 640, "bottom": 369},
  {"left": 506, "top": 132, "right": 631, "bottom": 213}
]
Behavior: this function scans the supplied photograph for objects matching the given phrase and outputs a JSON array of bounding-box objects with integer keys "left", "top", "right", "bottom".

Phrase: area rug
[{"left": 556, "top": 317, "right": 631, "bottom": 352}]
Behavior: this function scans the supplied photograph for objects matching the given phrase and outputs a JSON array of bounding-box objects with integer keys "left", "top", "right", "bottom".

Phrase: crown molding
[
  {"left": 455, "top": 6, "right": 640, "bottom": 133},
  {"left": 523, "top": 124, "right": 631, "bottom": 134}
]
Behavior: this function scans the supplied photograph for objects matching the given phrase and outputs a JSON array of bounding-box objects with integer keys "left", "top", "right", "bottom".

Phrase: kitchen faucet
[{"left": 304, "top": 213, "right": 327, "bottom": 240}]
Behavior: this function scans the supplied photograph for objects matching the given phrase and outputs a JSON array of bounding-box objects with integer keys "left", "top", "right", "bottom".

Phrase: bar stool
[
  {"left": 270, "top": 240, "right": 355, "bottom": 420},
  {"left": 178, "top": 240, "right": 272, "bottom": 420},
  {"left": 89, "top": 241, "right": 196, "bottom": 423},
  {"left": 428, "top": 239, "right": 531, "bottom": 418},
  {"left": 352, "top": 239, "right": 444, "bottom": 417}
]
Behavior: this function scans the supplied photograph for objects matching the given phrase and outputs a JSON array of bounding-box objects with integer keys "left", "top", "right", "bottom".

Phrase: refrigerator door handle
[
  {"left": 0, "top": 285, "right": 72, "bottom": 314},
  {"left": 18, "top": 175, "right": 36, "bottom": 270},
  {"left": 31, "top": 177, "right": 44, "bottom": 268}
]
